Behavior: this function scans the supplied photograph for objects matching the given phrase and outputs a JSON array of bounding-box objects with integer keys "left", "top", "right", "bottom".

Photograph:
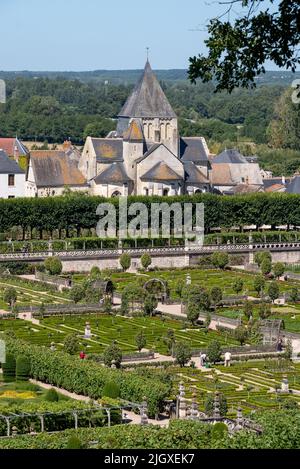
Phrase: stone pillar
[
  {"left": 236, "top": 404, "right": 243, "bottom": 430},
  {"left": 140, "top": 397, "right": 148, "bottom": 426},
  {"left": 39, "top": 415, "right": 45, "bottom": 432},
  {"left": 213, "top": 392, "right": 221, "bottom": 420},
  {"left": 281, "top": 376, "right": 289, "bottom": 393},
  {"left": 190, "top": 393, "right": 199, "bottom": 420},
  {"left": 179, "top": 382, "right": 187, "bottom": 419}
]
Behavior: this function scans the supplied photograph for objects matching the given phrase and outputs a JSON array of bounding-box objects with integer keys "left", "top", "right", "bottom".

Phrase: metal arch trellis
[
  {"left": 0, "top": 401, "right": 143, "bottom": 437},
  {"left": 259, "top": 319, "right": 283, "bottom": 346}
]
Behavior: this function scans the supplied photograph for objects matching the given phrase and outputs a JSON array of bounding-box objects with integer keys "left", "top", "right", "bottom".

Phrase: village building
[
  {"left": 25, "top": 145, "right": 88, "bottom": 197},
  {"left": 0, "top": 149, "right": 25, "bottom": 198},
  {"left": 0, "top": 137, "right": 29, "bottom": 161},
  {"left": 210, "top": 149, "right": 263, "bottom": 194}
]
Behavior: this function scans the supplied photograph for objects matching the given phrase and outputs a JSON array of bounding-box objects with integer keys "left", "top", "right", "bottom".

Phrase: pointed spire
[{"left": 118, "top": 61, "right": 177, "bottom": 119}]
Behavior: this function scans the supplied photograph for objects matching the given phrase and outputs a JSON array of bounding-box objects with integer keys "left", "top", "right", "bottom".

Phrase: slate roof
[
  {"left": 91, "top": 138, "right": 123, "bottom": 163},
  {"left": 0, "top": 137, "right": 28, "bottom": 157},
  {"left": 184, "top": 162, "right": 209, "bottom": 185},
  {"left": 29, "top": 151, "right": 86, "bottom": 187},
  {"left": 231, "top": 184, "right": 262, "bottom": 194},
  {"left": 263, "top": 177, "right": 290, "bottom": 190},
  {"left": 265, "top": 183, "right": 286, "bottom": 193},
  {"left": 123, "top": 119, "right": 144, "bottom": 142},
  {"left": 286, "top": 176, "right": 300, "bottom": 194},
  {"left": 211, "top": 163, "right": 234, "bottom": 186},
  {"left": 180, "top": 137, "right": 208, "bottom": 163},
  {"left": 0, "top": 150, "right": 25, "bottom": 174},
  {"left": 141, "top": 162, "right": 183, "bottom": 182},
  {"left": 94, "top": 162, "right": 132, "bottom": 185},
  {"left": 118, "top": 61, "right": 177, "bottom": 119},
  {"left": 213, "top": 149, "right": 248, "bottom": 164}
]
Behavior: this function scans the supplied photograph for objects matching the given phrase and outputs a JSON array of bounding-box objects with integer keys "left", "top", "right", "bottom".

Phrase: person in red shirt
[{"left": 79, "top": 351, "right": 86, "bottom": 360}]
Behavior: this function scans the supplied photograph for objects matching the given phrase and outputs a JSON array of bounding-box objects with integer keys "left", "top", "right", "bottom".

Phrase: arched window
[
  {"left": 163, "top": 188, "right": 169, "bottom": 197},
  {"left": 144, "top": 188, "right": 149, "bottom": 196}
]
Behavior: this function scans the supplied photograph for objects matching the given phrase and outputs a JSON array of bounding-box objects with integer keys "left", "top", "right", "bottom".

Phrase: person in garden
[{"left": 79, "top": 351, "right": 86, "bottom": 360}]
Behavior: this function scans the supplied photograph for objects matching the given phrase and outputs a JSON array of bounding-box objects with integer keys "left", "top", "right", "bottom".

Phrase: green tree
[
  {"left": 234, "top": 325, "right": 248, "bottom": 345},
  {"left": 135, "top": 331, "right": 147, "bottom": 352},
  {"left": 210, "top": 287, "right": 223, "bottom": 307},
  {"left": 261, "top": 258, "right": 272, "bottom": 276},
  {"left": 140, "top": 253, "right": 152, "bottom": 271},
  {"left": 174, "top": 342, "right": 192, "bottom": 368},
  {"left": 119, "top": 253, "right": 131, "bottom": 272},
  {"left": 186, "top": 302, "right": 200, "bottom": 325},
  {"left": 103, "top": 342, "right": 122, "bottom": 368},
  {"left": 188, "top": 1, "right": 300, "bottom": 92},
  {"left": 243, "top": 300, "right": 253, "bottom": 321},
  {"left": 44, "top": 256, "right": 62, "bottom": 276},
  {"left": 253, "top": 275, "right": 265, "bottom": 297},
  {"left": 273, "top": 262, "right": 285, "bottom": 279},
  {"left": 163, "top": 329, "right": 176, "bottom": 356},
  {"left": 232, "top": 278, "right": 244, "bottom": 295},
  {"left": 268, "top": 282, "right": 280, "bottom": 303},
  {"left": 255, "top": 251, "right": 272, "bottom": 267},
  {"left": 211, "top": 252, "right": 229, "bottom": 270},
  {"left": 69, "top": 285, "right": 85, "bottom": 304},
  {"left": 207, "top": 340, "right": 222, "bottom": 364},
  {"left": 90, "top": 266, "right": 101, "bottom": 279},
  {"left": 143, "top": 294, "right": 158, "bottom": 317},
  {"left": 284, "top": 339, "right": 293, "bottom": 360},
  {"left": 63, "top": 333, "right": 79, "bottom": 355},
  {"left": 289, "top": 287, "right": 299, "bottom": 303},
  {"left": 3, "top": 287, "right": 17, "bottom": 308},
  {"left": 268, "top": 88, "right": 300, "bottom": 150},
  {"left": 258, "top": 302, "right": 272, "bottom": 320}
]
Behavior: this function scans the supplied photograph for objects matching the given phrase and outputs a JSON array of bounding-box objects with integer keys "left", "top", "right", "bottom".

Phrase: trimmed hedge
[
  {"left": 2, "top": 353, "right": 16, "bottom": 382},
  {"left": 16, "top": 356, "right": 31, "bottom": 381},
  {"left": 1, "top": 193, "right": 300, "bottom": 236},
  {"left": 3, "top": 338, "right": 171, "bottom": 417}
]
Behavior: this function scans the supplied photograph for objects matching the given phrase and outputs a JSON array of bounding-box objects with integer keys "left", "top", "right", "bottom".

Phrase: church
[{"left": 79, "top": 61, "right": 212, "bottom": 197}]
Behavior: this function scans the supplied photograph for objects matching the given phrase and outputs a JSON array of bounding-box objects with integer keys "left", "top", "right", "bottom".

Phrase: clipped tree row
[
  {"left": 2, "top": 193, "right": 300, "bottom": 238},
  {"left": 4, "top": 338, "right": 171, "bottom": 417}
]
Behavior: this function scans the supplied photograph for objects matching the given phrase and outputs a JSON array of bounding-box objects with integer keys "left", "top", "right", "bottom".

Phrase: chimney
[{"left": 63, "top": 140, "right": 72, "bottom": 152}]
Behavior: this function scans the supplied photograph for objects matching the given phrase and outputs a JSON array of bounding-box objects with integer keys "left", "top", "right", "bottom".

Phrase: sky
[{"left": 0, "top": 0, "right": 278, "bottom": 71}]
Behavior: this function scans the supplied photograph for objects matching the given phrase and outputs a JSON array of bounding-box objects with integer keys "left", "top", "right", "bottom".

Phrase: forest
[{"left": 0, "top": 72, "right": 299, "bottom": 176}]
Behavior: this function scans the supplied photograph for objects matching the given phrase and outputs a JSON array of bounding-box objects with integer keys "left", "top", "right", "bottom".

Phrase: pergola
[{"left": 0, "top": 401, "right": 143, "bottom": 437}]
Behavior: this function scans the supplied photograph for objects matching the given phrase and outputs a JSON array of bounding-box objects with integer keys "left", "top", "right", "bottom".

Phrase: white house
[{"left": 0, "top": 149, "right": 25, "bottom": 198}]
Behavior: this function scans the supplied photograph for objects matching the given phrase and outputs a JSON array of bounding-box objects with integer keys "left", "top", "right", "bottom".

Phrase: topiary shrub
[
  {"left": 102, "top": 381, "right": 120, "bottom": 399},
  {"left": 2, "top": 353, "right": 16, "bottom": 382},
  {"left": 16, "top": 356, "right": 31, "bottom": 381},
  {"left": 66, "top": 436, "right": 83, "bottom": 449},
  {"left": 45, "top": 388, "right": 59, "bottom": 402},
  {"left": 211, "top": 422, "right": 228, "bottom": 440}
]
